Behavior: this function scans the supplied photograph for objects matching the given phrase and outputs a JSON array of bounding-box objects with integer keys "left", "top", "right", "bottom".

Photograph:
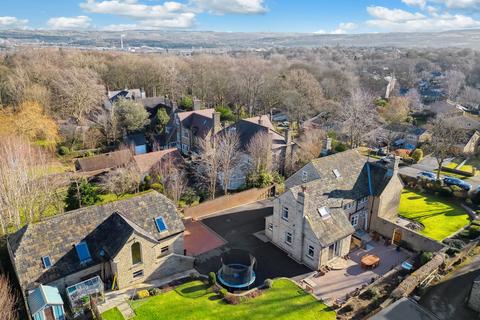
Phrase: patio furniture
[{"left": 361, "top": 254, "right": 380, "bottom": 269}]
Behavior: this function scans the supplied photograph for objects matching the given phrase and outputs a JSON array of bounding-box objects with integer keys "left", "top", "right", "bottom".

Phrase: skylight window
[
  {"left": 155, "top": 216, "right": 168, "bottom": 232},
  {"left": 318, "top": 207, "right": 331, "bottom": 219},
  {"left": 75, "top": 242, "right": 92, "bottom": 264},
  {"left": 333, "top": 169, "right": 341, "bottom": 178},
  {"left": 42, "top": 256, "right": 52, "bottom": 269}
]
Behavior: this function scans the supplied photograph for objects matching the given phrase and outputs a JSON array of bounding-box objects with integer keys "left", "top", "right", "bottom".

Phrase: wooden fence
[{"left": 183, "top": 186, "right": 273, "bottom": 219}]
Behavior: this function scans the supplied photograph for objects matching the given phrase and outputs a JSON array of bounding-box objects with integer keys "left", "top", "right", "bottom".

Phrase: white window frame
[
  {"left": 268, "top": 223, "right": 273, "bottom": 231},
  {"left": 350, "top": 213, "right": 359, "bottom": 227},
  {"left": 42, "top": 256, "right": 52, "bottom": 269},
  {"left": 343, "top": 202, "right": 353, "bottom": 210},
  {"left": 182, "top": 129, "right": 189, "bottom": 139},
  {"left": 285, "top": 232, "right": 293, "bottom": 245},
  {"left": 302, "top": 170, "right": 308, "bottom": 182},
  {"left": 282, "top": 207, "right": 289, "bottom": 221},
  {"left": 359, "top": 196, "right": 368, "bottom": 204},
  {"left": 307, "top": 245, "right": 315, "bottom": 259},
  {"left": 182, "top": 143, "right": 189, "bottom": 153}
]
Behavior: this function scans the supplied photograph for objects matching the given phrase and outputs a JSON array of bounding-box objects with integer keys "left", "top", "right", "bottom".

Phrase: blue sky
[{"left": 2, "top": 0, "right": 480, "bottom": 33}]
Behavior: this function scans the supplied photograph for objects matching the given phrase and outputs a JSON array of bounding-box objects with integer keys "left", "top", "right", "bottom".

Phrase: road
[
  {"left": 399, "top": 156, "right": 480, "bottom": 190},
  {"left": 419, "top": 256, "right": 480, "bottom": 319}
]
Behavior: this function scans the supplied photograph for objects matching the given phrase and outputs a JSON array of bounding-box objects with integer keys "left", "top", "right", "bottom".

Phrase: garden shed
[{"left": 27, "top": 284, "right": 66, "bottom": 320}]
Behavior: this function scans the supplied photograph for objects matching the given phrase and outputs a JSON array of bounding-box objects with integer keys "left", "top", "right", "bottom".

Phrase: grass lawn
[
  {"left": 398, "top": 189, "right": 470, "bottom": 241},
  {"left": 102, "top": 279, "right": 335, "bottom": 320},
  {"left": 102, "top": 308, "right": 124, "bottom": 320},
  {"left": 97, "top": 191, "right": 152, "bottom": 205}
]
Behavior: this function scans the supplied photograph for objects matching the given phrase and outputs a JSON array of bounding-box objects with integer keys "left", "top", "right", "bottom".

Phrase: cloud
[
  {"left": 0, "top": 16, "right": 28, "bottom": 29},
  {"left": 47, "top": 16, "right": 92, "bottom": 29},
  {"left": 367, "top": 12, "right": 480, "bottom": 32},
  {"left": 402, "top": 0, "right": 427, "bottom": 8},
  {"left": 434, "top": 0, "right": 480, "bottom": 9},
  {"left": 315, "top": 22, "right": 357, "bottom": 35},
  {"left": 194, "top": 0, "right": 267, "bottom": 14},
  {"left": 80, "top": 0, "right": 196, "bottom": 28},
  {"left": 367, "top": 6, "right": 425, "bottom": 22}
]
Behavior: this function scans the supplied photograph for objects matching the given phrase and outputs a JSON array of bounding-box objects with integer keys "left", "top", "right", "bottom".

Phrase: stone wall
[
  {"left": 112, "top": 232, "right": 193, "bottom": 289},
  {"left": 183, "top": 186, "right": 273, "bottom": 219}
]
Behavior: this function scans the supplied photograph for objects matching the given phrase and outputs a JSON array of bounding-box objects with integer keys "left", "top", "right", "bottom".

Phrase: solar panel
[
  {"left": 155, "top": 217, "right": 168, "bottom": 232},
  {"left": 42, "top": 256, "right": 52, "bottom": 269},
  {"left": 75, "top": 242, "right": 92, "bottom": 263}
]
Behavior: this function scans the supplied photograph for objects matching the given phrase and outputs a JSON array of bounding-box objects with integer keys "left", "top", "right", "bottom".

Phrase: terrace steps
[{"left": 117, "top": 301, "right": 135, "bottom": 319}]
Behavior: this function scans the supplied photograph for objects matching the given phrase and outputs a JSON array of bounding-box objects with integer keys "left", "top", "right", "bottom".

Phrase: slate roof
[
  {"left": 371, "top": 297, "right": 440, "bottom": 320},
  {"left": 133, "top": 148, "right": 184, "bottom": 175},
  {"left": 284, "top": 150, "right": 391, "bottom": 246},
  {"left": 226, "top": 115, "right": 288, "bottom": 150},
  {"left": 8, "top": 191, "right": 184, "bottom": 291},
  {"left": 176, "top": 109, "right": 216, "bottom": 138},
  {"left": 74, "top": 150, "right": 134, "bottom": 173}
]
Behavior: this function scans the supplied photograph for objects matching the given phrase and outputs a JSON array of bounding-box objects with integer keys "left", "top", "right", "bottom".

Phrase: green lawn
[
  {"left": 398, "top": 189, "right": 470, "bottom": 241},
  {"left": 102, "top": 279, "right": 335, "bottom": 320},
  {"left": 102, "top": 308, "right": 124, "bottom": 320}
]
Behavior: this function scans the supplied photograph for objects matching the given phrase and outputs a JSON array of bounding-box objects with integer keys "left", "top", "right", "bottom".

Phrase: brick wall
[{"left": 183, "top": 186, "right": 273, "bottom": 219}]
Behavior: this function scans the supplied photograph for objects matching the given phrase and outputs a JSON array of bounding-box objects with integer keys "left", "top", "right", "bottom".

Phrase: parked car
[
  {"left": 417, "top": 171, "right": 436, "bottom": 181},
  {"left": 443, "top": 176, "right": 472, "bottom": 191}
]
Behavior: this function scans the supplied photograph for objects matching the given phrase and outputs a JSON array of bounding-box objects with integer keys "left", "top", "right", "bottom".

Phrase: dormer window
[
  {"left": 42, "top": 256, "right": 52, "bottom": 269},
  {"left": 75, "top": 242, "right": 92, "bottom": 264},
  {"left": 155, "top": 216, "right": 168, "bottom": 232}
]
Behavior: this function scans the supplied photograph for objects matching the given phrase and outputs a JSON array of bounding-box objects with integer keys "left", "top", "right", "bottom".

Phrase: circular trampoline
[{"left": 217, "top": 249, "right": 256, "bottom": 289}]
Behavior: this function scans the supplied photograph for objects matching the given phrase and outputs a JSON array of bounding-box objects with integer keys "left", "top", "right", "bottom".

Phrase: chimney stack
[
  {"left": 213, "top": 112, "right": 221, "bottom": 134},
  {"left": 297, "top": 185, "right": 307, "bottom": 206},
  {"left": 325, "top": 137, "right": 332, "bottom": 152},
  {"left": 193, "top": 98, "right": 201, "bottom": 111}
]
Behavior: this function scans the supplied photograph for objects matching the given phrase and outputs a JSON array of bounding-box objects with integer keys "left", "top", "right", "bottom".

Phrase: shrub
[
  {"left": 438, "top": 187, "right": 453, "bottom": 198},
  {"left": 472, "top": 219, "right": 480, "bottom": 227},
  {"left": 180, "top": 188, "right": 200, "bottom": 206},
  {"left": 58, "top": 145, "right": 70, "bottom": 156},
  {"left": 135, "top": 290, "right": 150, "bottom": 300},
  {"left": 215, "top": 105, "right": 236, "bottom": 122},
  {"left": 148, "top": 288, "right": 161, "bottom": 296},
  {"left": 208, "top": 272, "right": 217, "bottom": 285},
  {"left": 411, "top": 149, "right": 424, "bottom": 163},
  {"left": 66, "top": 179, "right": 100, "bottom": 210},
  {"left": 151, "top": 182, "right": 164, "bottom": 193},
  {"left": 264, "top": 279, "right": 273, "bottom": 289},
  {"left": 360, "top": 288, "right": 379, "bottom": 300},
  {"left": 469, "top": 225, "right": 480, "bottom": 238},
  {"left": 219, "top": 288, "right": 228, "bottom": 299},
  {"left": 420, "top": 252, "right": 433, "bottom": 265},
  {"left": 334, "top": 142, "right": 348, "bottom": 152}
]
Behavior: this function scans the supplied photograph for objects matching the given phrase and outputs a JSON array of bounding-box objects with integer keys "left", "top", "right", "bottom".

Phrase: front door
[
  {"left": 328, "top": 241, "right": 341, "bottom": 260},
  {"left": 393, "top": 229, "right": 402, "bottom": 245},
  {"left": 44, "top": 306, "right": 55, "bottom": 320}
]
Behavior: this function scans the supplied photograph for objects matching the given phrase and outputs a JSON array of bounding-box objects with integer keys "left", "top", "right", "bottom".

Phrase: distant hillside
[{"left": 1, "top": 29, "right": 480, "bottom": 50}]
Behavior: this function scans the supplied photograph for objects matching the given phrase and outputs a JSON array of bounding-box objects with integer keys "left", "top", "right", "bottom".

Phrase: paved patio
[
  {"left": 297, "top": 241, "right": 412, "bottom": 303},
  {"left": 184, "top": 220, "right": 226, "bottom": 256}
]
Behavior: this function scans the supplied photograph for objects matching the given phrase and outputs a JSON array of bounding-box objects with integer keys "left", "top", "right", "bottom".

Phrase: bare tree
[
  {"left": 444, "top": 70, "right": 466, "bottom": 100},
  {"left": 428, "top": 116, "right": 465, "bottom": 180},
  {"left": 246, "top": 131, "right": 272, "bottom": 174},
  {"left": 195, "top": 136, "right": 220, "bottom": 199},
  {"left": 294, "top": 129, "right": 325, "bottom": 169},
  {"left": 381, "top": 96, "right": 410, "bottom": 152},
  {"left": 153, "top": 157, "right": 187, "bottom": 203},
  {"left": 101, "top": 165, "right": 140, "bottom": 198},
  {"left": 405, "top": 88, "right": 423, "bottom": 112},
  {"left": 217, "top": 130, "right": 240, "bottom": 195},
  {"left": 341, "top": 88, "right": 376, "bottom": 148},
  {"left": 0, "top": 276, "right": 17, "bottom": 320},
  {"left": 459, "top": 86, "right": 480, "bottom": 110},
  {"left": 0, "top": 136, "right": 63, "bottom": 234}
]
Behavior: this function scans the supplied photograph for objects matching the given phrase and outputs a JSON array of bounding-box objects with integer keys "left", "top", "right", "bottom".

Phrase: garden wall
[
  {"left": 372, "top": 217, "right": 445, "bottom": 252},
  {"left": 183, "top": 186, "right": 273, "bottom": 219}
]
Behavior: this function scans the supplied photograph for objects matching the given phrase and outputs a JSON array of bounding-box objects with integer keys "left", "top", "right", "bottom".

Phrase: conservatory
[{"left": 66, "top": 275, "right": 105, "bottom": 316}]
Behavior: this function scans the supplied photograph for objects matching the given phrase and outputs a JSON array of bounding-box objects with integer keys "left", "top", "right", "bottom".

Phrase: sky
[{"left": 3, "top": 0, "right": 480, "bottom": 33}]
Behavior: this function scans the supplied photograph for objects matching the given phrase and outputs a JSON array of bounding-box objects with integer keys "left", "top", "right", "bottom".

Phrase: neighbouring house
[
  {"left": 74, "top": 149, "right": 134, "bottom": 176},
  {"left": 455, "top": 130, "right": 480, "bottom": 155},
  {"left": 166, "top": 107, "right": 222, "bottom": 154},
  {"left": 425, "top": 100, "right": 465, "bottom": 117},
  {"left": 220, "top": 115, "right": 295, "bottom": 190},
  {"left": 8, "top": 191, "right": 194, "bottom": 315},
  {"left": 265, "top": 149, "right": 404, "bottom": 270},
  {"left": 107, "top": 88, "right": 145, "bottom": 104},
  {"left": 371, "top": 297, "right": 440, "bottom": 320},
  {"left": 28, "top": 284, "right": 66, "bottom": 320},
  {"left": 133, "top": 148, "right": 184, "bottom": 178},
  {"left": 125, "top": 132, "right": 148, "bottom": 155}
]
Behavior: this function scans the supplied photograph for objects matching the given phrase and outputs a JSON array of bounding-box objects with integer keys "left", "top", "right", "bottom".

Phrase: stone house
[
  {"left": 8, "top": 191, "right": 194, "bottom": 313},
  {"left": 220, "top": 115, "right": 295, "bottom": 190},
  {"left": 74, "top": 149, "right": 134, "bottom": 176},
  {"left": 166, "top": 107, "right": 221, "bottom": 154},
  {"left": 265, "top": 149, "right": 405, "bottom": 270}
]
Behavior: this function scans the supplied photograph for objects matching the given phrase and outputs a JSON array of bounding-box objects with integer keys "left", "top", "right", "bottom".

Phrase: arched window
[{"left": 131, "top": 242, "right": 142, "bottom": 265}]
